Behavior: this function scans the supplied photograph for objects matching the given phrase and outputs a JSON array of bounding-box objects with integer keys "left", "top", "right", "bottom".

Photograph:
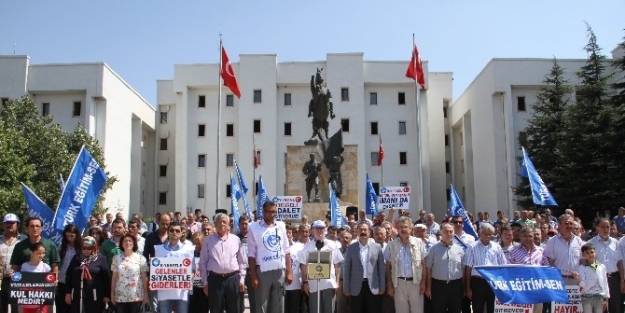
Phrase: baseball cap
[
  {"left": 311, "top": 220, "right": 326, "bottom": 228},
  {"left": 3, "top": 213, "right": 19, "bottom": 223}
]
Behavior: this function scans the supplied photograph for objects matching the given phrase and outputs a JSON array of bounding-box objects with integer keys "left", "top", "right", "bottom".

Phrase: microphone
[{"left": 275, "top": 227, "right": 281, "bottom": 260}]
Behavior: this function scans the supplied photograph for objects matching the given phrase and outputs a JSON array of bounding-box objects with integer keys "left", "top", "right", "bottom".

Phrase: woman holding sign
[
  {"left": 111, "top": 234, "right": 149, "bottom": 313},
  {"left": 64, "top": 236, "right": 111, "bottom": 313}
]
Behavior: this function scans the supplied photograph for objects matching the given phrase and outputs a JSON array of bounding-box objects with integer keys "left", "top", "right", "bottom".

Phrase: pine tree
[
  {"left": 515, "top": 58, "right": 571, "bottom": 208},
  {"left": 605, "top": 31, "right": 625, "bottom": 204}
]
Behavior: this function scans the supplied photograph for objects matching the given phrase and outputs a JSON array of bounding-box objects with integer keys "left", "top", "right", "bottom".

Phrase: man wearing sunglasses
[
  {"left": 154, "top": 221, "right": 195, "bottom": 313},
  {"left": 450, "top": 215, "right": 475, "bottom": 313}
]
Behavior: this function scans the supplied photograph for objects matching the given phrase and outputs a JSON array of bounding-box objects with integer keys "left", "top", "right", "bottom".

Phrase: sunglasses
[{"left": 169, "top": 229, "right": 181, "bottom": 233}]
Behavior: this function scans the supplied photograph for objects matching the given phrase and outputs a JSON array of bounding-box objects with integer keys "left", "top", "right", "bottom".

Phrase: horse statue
[{"left": 308, "top": 68, "right": 335, "bottom": 141}]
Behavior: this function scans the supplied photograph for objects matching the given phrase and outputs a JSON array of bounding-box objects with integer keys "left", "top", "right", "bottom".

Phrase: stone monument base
[{"left": 294, "top": 200, "right": 356, "bottom": 224}]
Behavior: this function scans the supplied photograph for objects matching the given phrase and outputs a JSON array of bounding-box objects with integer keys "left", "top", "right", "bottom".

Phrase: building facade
[
  {"left": 0, "top": 55, "right": 156, "bottom": 220},
  {"left": 157, "top": 53, "right": 453, "bottom": 219}
]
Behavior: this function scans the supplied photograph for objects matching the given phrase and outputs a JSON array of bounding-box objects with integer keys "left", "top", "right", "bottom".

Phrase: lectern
[{"left": 306, "top": 250, "right": 331, "bottom": 313}]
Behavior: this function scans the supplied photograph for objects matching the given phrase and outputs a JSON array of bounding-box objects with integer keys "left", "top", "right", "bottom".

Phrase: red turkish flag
[
  {"left": 378, "top": 138, "right": 384, "bottom": 166},
  {"left": 406, "top": 45, "right": 426, "bottom": 89},
  {"left": 221, "top": 46, "right": 241, "bottom": 98},
  {"left": 253, "top": 148, "right": 259, "bottom": 169}
]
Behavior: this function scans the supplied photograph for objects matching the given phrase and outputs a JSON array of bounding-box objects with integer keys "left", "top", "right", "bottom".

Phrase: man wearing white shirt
[
  {"left": 299, "top": 220, "right": 344, "bottom": 313},
  {"left": 357, "top": 210, "right": 374, "bottom": 227},
  {"left": 450, "top": 215, "right": 475, "bottom": 313},
  {"left": 589, "top": 218, "right": 622, "bottom": 313},
  {"left": 285, "top": 224, "right": 309, "bottom": 313}
]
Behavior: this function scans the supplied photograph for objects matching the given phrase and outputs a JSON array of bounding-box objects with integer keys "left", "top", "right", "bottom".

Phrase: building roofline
[{"left": 0, "top": 55, "right": 30, "bottom": 60}]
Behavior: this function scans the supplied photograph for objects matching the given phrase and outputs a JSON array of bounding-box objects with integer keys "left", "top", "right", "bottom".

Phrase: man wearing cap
[
  {"left": 298, "top": 220, "right": 343, "bottom": 313},
  {"left": 0, "top": 213, "right": 26, "bottom": 313}
]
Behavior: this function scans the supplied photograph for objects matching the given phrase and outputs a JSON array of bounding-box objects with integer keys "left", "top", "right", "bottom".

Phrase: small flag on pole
[
  {"left": 521, "top": 147, "right": 558, "bottom": 206},
  {"left": 221, "top": 45, "right": 241, "bottom": 98},
  {"left": 365, "top": 173, "right": 378, "bottom": 216},
  {"left": 257, "top": 175, "right": 269, "bottom": 218},
  {"left": 406, "top": 44, "right": 426, "bottom": 89},
  {"left": 230, "top": 173, "right": 242, "bottom": 233},
  {"left": 449, "top": 184, "right": 478, "bottom": 239}
]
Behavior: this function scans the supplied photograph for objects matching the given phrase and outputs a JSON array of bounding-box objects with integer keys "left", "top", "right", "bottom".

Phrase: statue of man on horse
[{"left": 308, "top": 68, "right": 335, "bottom": 141}]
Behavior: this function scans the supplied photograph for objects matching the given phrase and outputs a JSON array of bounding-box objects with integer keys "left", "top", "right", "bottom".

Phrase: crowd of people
[{"left": 0, "top": 204, "right": 624, "bottom": 313}]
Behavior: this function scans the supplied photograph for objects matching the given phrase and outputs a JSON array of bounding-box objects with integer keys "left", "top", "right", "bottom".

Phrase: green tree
[
  {"left": 515, "top": 58, "right": 572, "bottom": 208},
  {"left": 605, "top": 31, "right": 625, "bottom": 203},
  {"left": 0, "top": 96, "right": 115, "bottom": 217}
]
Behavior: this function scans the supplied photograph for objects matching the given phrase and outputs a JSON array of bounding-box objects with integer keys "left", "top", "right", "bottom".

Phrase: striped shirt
[
  {"left": 508, "top": 244, "right": 549, "bottom": 266},
  {"left": 465, "top": 240, "right": 508, "bottom": 276}
]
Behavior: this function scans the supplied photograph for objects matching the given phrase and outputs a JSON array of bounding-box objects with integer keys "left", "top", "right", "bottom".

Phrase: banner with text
[
  {"left": 551, "top": 285, "right": 582, "bottom": 313},
  {"left": 495, "top": 299, "right": 534, "bottom": 313},
  {"left": 378, "top": 186, "right": 410, "bottom": 210},
  {"left": 273, "top": 196, "right": 303, "bottom": 220},
  {"left": 9, "top": 272, "right": 56, "bottom": 305},
  {"left": 193, "top": 257, "right": 202, "bottom": 288},
  {"left": 149, "top": 257, "right": 193, "bottom": 290},
  {"left": 474, "top": 265, "right": 569, "bottom": 305}
]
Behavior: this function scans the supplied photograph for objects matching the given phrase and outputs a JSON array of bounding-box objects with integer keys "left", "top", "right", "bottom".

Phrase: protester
[
  {"left": 0, "top": 213, "right": 26, "bottom": 313},
  {"left": 154, "top": 221, "right": 195, "bottom": 313},
  {"left": 189, "top": 231, "right": 208, "bottom": 313},
  {"left": 57, "top": 225, "right": 81, "bottom": 313},
  {"left": 144, "top": 212, "right": 171, "bottom": 312},
  {"left": 101, "top": 218, "right": 126, "bottom": 266},
  {"left": 19, "top": 242, "right": 52, "bottom": 313},
  {"left": 425, "top": 223, "right": 464, "bottom": 313},
  {"left": 88, "top": 226, "right": 108, "bottom": 250},
  {"left": 573, "top": 243, "right": 609, "bottom": 313},
  {"left": 425, "top": 213, "right": 440, "bottom": 237},
  {"left": 298, "top": 220, "right": 343, "bottom": 313},
  {"left": 413, "top": 224, "right": 436, "bottom": 254},
  {"left": 586, "top": 218, "right": 621, "bottom": 313},
  {"left": 508, "top": 227, "right": 549, "bottom": 313},
  {"left": 237, "top": 215, "right": 254, "bottom": 313},
  {"left": 285, "top": 224, "right": 308, "bottom": 313},
  {"left": 544, "top": 214, "right": 584, "bottom": 285},
  {"left": 197, "top": 213, "right": 244, "bottom": 313},
  {"left": 111, "top": 234, "right": 149, "bottom": 313},
  {"left": 248, "top": 201, "right": 293, "bottom": 313},
  {"left": 128, "top": 218, "right": 146, "bottom": 254},
  {"left": 64, "top": 236, "right": 111, "bottom": 313},
  {"left": 336, "top": 228, "right": 352, "bottom": 313},
  {"left": 344, "top": 222, "right": 385, "bottom": 313}
]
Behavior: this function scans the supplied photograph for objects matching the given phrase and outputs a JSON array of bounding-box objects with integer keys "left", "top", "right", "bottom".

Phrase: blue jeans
[{"left": 158, "top": 299, "right": 189, "bottom": 313}]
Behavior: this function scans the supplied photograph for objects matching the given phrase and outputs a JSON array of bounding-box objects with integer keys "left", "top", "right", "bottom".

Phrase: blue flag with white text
[
  {"left": 521, "top": 147, "right": 558, "bottom": 206},
  {"left": 449, "top": 184, "right": 478, "bottom": 239},
  {"left": 234, "top": 160, "right": 252, "bottom": 218},
  {"left": 230, "top": 173, "right": 242, "bottom": 233},
  {"left": 330, "top": 183, "right": 346, "bottom": 227},
  {"left": 474, "top": 265, "right": 569, "bottom": 305},
  {"left": 52, "top": 146, "right": 107, "bottom": 231},
  {"left": 257, "top": 175, "right": 269, "bottom": 219},
  {"left": 365, "top": 173, "right": 378, "bottom": 216},
  {"left": 22, "top": 183, "right": 63, "bottom": 246}
]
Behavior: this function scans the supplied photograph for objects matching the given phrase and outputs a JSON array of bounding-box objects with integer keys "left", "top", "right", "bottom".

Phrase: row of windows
[
  {"left": 39, "top": 102, "right": 82, "bottom": 117},
  {"left": 157, "top": 152, "right": 262, "bottom": 178},
  {"left": 370, "top": 151, "right": 408, "bottom": 165}
]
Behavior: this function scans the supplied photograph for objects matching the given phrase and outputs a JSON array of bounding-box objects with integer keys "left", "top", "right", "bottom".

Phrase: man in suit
[{"left": 343, "top": 222, "right": 386, "bottom": 313}]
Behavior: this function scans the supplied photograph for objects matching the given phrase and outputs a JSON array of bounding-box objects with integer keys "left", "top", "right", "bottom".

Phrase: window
[
  {"left": 72, "top": 101, "right": 81, "bottom": 117},
  {"left": 341, "top": 88, "right": 349, "bottom": 101},
  {"left": 226, "top": 184, "right": 232, "bottom": 198},
  {"left": 443, "top": 107, "right": 448, "bottom": 118},
  {"left": 447, "top": 188, "right": 451, "bottom": 201},
  {"left": 445, "top": 135, "right": 449, "bottom": 146},
  {"left": 398, "top": 92, "right": 406, "bottom": 105},
  {"left": 159, "top": 165, "right": 167, "bottom": 177},
  {"left": 198, "top": 154, "right": 206, "bottom": 167},
  {"left": 372, "top": 183, "right": 380, "bottom": 195},
  {"left": 254, "top": 120, "right": 261, "bottom": 133},
  {"left": 446, "top": 162, "right": 450, "bottom": 173},
  {"left": 284, "top": 122, "right": 292, "bottom": 136},
  {"left": 160, "top": 138, "right": 168, "bottom": 150},
  {"left": 253, "top": 90, "right": 262, "bottom": 103},
  {"left": 198, "top": 95, "right": 206, "bottom": 108},
  {"left": 226, "top": 124, "right": 234, "bottom": 137},
  {"left": 341, "top": 119, "right": 350, "bottom": 132},
  {"left": 198, "top": 124, "right": 206, "bottom": 137},
  {"left": 226, "top": 95, "right": 234, "bottom": 107},
  {"left": 42, "top": 103, "right": 50, "bottom": 116},
  {"left": 284, "top": 93, "right": 292, "bottom": 106},
  {"left": 371, "top": 152, "right": 379, "bottom": 166},
  {"left": 399, "top": 152, "right": 407, "bottom": 165},
  {"left": 160, "top": 112, "right": 168, "bottom": 124},
  {"left": 255, "top": 182, "right": 259, "bottom": 195},
  {"left": 370, "top": 92, "right": 377, "bottom": 105},
  {"left": 256, "top": 150, "right": 261, "bottom": 165},
  {"left": 460, "top": 132, "right": 463, "bottom": 146},
  {"left": 399, "top": 182, "right": 408, "bottom": 187},
  {"left": 226, "top": 153, "right": 234, "bottom": 167},
  {"left": 399, "top": 121, "right": 406, "bottom": 135},
  {"left": 370, "top": 122, "right": 378, "bottom": 135},
  {"left": 197, "top": 184, "right": 205, "bottom": 198},
  {"left": 461, "top": 159, "right": 465, "bottom": 173},
  {"left": 159, "top": 192, "right": 167, "bottom": 205},
  {"left": 517, "top": 96, "right": 526, "bottom": 111}
]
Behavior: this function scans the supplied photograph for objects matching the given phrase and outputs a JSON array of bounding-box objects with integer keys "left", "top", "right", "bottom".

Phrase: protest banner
[
  {"left": 495, "top": 299, "right": 534, "bottom": 313},
  {"left": 192, "top": 257, "right": 202, "bottom": 288},
  {"left": 551, "top": 285, "right": 582, "bottom": 313},
  {"left": 9, "top": 272, "right": 56, "bottom": 305},
  {"left": 474, "top": 265, "right": 569, "bottom": 304},
  {"left": 149, "top": 256, "right": 193, "bottom": 290},
  {"left": 378, "top": 186, "right": 410, "bottom": 210},
  {"left": 22, "top": 183, "right": 63, "bottom": 246},
  {"left": 272, "top": 196, "right": 303, "bottom": 220}
]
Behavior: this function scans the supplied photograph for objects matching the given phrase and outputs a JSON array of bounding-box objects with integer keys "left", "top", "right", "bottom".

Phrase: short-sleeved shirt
[
  {"left": 297, "top": 239, "right": 343, "bottom": 293},
  {"left": 111, "top": 253, "right": 148, "bottom": 303},
  {"left": 544, "top": 234, "right": 584, "bottom": 274},
  {"left": 0, "top": 234, "right": 26, "bottom": 272},
  {"left": 464, "top": 240, "right": 508, "bottom": 276},
  {"left": 587, "top": 236, "right": 621, "bottom": 273},
  {"left": 425, "top": 241, "right": 464, "bottom": 281},
  {"left": 10, "top": 238, "right": 60, "bottom": 268}
]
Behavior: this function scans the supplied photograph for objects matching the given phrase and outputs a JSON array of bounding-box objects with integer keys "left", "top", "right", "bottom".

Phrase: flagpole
[
  {"left": 216, "top": 35, "right": 223, "bottom": 213},
  {"left": 253, "top": 134, "right": 257, "bottom": 216},
  {"left": 380, "top": 133, "right": 384, "bottom": 187},
  {"left": 413, "top": 33, "right": 425, "bottom": 213}
]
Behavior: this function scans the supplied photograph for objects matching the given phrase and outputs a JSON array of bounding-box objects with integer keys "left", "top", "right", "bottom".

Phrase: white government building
[{"left": 0, "top": 44, "right": 622, "bottom": 221}]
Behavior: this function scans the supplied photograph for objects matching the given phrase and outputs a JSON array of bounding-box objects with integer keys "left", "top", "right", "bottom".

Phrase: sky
[{"left": 2, "top": 1, "right": 623, "bottom": 106}]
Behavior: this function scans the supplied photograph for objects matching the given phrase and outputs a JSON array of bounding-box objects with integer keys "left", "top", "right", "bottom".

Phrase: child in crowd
[
  {"left": 20, "top": 242, "right": 52, "bottom": 313},
  {"left": 573, "top": 243, "right": 609, "bottom": 313}
]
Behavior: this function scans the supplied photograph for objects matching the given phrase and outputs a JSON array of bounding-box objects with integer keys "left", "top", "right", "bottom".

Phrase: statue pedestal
[{"left": 299, "top": 200, "right": 356, "bottom": 224}]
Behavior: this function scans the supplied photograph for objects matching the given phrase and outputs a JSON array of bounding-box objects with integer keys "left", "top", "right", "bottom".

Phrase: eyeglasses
[
  {"left": 169, "top": 229, "right": 181, "bottom": 233},
  {"left": 81, "top": 247, "right": 94, "bottom": 251}
]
